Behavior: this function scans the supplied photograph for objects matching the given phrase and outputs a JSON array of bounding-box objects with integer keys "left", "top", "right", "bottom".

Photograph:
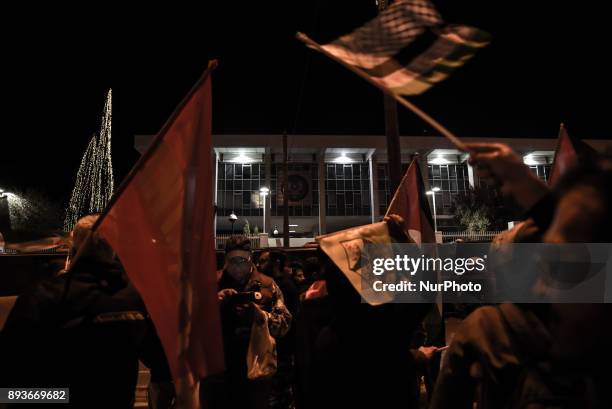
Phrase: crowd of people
[{"left": 1, "top": 142, "right": 611, "bottom": 409}]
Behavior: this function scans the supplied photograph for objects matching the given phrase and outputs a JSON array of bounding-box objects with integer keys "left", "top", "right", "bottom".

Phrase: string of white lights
[{"left": 64, "top": 89, "right": 114, "bottom": 231}]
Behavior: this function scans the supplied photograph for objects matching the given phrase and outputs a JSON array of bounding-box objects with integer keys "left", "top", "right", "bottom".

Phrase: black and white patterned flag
[{"left": 309, "top": 0, "right": 490, "bottom": 95}]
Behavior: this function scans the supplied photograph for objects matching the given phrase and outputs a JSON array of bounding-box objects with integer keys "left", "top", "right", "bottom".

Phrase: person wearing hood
[
  {"left": 430, "top": 145, "right": 612, "bottom": 409},
  {"left": 0, "top": 214, "right": 172, "bottom": 408}
]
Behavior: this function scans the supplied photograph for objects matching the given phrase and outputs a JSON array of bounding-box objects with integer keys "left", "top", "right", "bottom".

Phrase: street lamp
[
  {"left": 259, "top": 186, "right": 269, "bottom": 234},
  {"left": 426, "top": 187, "right": 441, "bottom": 232},
  {"left": 228, "top": 211, "right": 238, "bottom": 234}
]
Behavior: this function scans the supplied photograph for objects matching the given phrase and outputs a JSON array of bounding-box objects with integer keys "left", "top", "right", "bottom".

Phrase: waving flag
[
  {"left": 89, "top": 61, "right": 223, "bottom": 408},
  {"left": 385, "top": 159, "right": 435, "bottom": 244},
  {"left": 300, "top": 0, "right": 490, "bottom": 96},
  {"left": 317, "top": 221, "right": 397, "bottom": 306},
  {"left": 297, "top": 0, "right": 490, "bottom": 150}
]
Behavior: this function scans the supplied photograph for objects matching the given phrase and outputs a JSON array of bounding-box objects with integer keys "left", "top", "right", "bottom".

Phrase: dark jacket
[
  {"left": 0, "top": 257, "right": 171, "bottom": 409},
  {"left": 217, "top": 269, "right": 291, "bottom": 373},
  {"left": 311, "top": 266, "right": 431, "bottom": 409},
  {"left": 430, "top": 304, "right": 609, "bottom": 409}
]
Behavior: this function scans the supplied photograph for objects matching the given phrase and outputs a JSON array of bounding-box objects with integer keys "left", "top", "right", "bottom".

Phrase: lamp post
[
  {"left": 0, "top": 188, "right": 10, "bottom": 235},
  {"left": 259, "top": 186, "right": 269, "bottom": 234},
  {"left": 228, "top": 211, "right": 238, "bottom": 235},
  {"left": 426, "top": 187, "right": 441, "bottom": 232}
]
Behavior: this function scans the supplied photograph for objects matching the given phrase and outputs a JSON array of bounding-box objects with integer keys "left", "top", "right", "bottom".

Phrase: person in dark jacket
[
  {"left": 204, "top": 236, "right": 291, "bottom": 409},
  {"left": 310, "top": 215, "right": 432, "bottom": 409},
  {"left": 293, "top": 254, "right": 330, "bottom": 409},
  {"left": 257, "top": 249, "right": 299, "bottom": 409},
  {"left": 0, "top": 214, "right": 172, "bottom": 409},
  {"left": 430, "top": 145, "right": 612, "bottom": 409},
  {"left": 258, "top": 250, "right": 299, "bottom": 322}
]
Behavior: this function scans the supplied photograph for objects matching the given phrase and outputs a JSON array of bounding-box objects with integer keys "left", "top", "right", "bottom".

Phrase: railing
[
  {"left": 3, "top": 235, "right": 263, "bottom": 254},
  {"left": 1, "top": 231, "right": 504, "bottom": 254},
  {"left": 0, "top": 247, "right": 68, "bottom": 255},
  {"left": 215, "top": 234, "right": 262, "bottom": 250},
  {"left": 441, "top": 231, "right": 503, "bottom": 243}
]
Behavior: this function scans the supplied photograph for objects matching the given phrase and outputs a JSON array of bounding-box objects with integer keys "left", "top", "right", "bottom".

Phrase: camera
[{"left": 230, "top": 290, "right": 263, "bottom": 304}]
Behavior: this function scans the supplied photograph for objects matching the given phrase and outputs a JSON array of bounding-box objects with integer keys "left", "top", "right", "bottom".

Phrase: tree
[
  {"left": 64, "top": 89, "right": 114, "bottom": 231},
  {"left": 243, "top": 219, "right": 251, "bottom": 236},
  {"left": 451, "top": 188, "right": 494, "bottom": 232}
]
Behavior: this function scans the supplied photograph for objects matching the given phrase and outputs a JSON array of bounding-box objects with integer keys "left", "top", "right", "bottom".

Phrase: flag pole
[
  {"left": 175, "top": 78, "right": 209, "bottom": 409},
  {"left": 296, "top": 33, "right": 467, "bottom": 152},
  {"left": 282, "top": 134, "right": 290, "bottom": 248},
  {"left": 378, "top": 0, "right": 403, "bottom": 200}
]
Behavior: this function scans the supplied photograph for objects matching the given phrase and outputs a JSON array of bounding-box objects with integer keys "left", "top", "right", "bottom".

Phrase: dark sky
[{"left": 3, "top": 1, "right": 611, "bottom": 203}]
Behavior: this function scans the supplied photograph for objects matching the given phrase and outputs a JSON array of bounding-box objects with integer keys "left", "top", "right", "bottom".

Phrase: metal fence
[
  {"left": 0, "top": 247, "right": 67, "bottom": 256},
  {"left": 1, "top": 231, "right": 504, "bottom": 255},
  {"left": 215, "top": 234, "right": 262, "bottom": 250},
  {"left": 441, "top": 231, "right": 503, "bottom": 243},
  {"left": 2, "top": 235, "right": 264, "bottom": 254}
]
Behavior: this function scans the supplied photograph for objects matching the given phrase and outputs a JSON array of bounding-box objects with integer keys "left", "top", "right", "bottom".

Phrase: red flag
[
  {"left": 548, "top": 123, "right": 595, "bottom": 186},
  {"left": 385, "top": 159, "right": 435, "bottom": 244},
  {"left": 93, "top": 61, "right": 223, "bottom": 404}
]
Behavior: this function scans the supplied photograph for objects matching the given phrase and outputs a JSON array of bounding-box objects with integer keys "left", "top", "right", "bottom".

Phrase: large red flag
[
  {"left": 93, "top": 61, "right": 223, "bottom": 405},
  {"left": 385, "top": 159, "right": 435, "bottom": 244},
  {"left": 548, "top": 123, "right": 595, "bottom": 186}
]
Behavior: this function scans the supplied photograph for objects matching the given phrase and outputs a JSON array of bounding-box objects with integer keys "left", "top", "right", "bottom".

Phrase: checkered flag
[
  {"left": 338, "top": 0, "right": 442, "bottom": 59},
  {"left": 303, "top": 0, "right": 490, "bottom": 96}
]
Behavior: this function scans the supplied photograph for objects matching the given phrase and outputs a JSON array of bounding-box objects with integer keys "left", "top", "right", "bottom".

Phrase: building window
[
  {"left": 428, "top": 163, "right": 470, "bottom": 215},
  {"left": 377, "top": 163, "right": 410, "bottom": 215},
  {"left": 325, "top": 163, "right": 371, "bottom": 216},
  {"left": 528, "top": 165, "right": 551, "bottom": 182},
  {"left": 377, "top": 164, "right": 390, "bottom": 216},
  {"left": 271, "top": 163, "right": 319, "bottom": 217},
  {"left": 217, "top": 162, "right": 265, "bottom": 217}
]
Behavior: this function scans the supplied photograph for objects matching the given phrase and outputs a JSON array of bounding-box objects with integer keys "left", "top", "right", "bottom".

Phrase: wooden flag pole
[
  {"left": 296, "top": 33, "right": 467, "bottom": 152},
  {"left": 393, "top": 96, "right": 467, "bottom": 152}
]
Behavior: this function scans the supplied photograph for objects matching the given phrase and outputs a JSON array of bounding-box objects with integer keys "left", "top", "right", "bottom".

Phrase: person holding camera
[{"left": 208, "top": 236, "right": 291, "bottom": 409}]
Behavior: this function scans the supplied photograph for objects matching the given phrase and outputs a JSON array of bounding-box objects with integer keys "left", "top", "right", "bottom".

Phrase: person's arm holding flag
[{"left": 384, "top": 213, "right": 416, "bottom": 244}]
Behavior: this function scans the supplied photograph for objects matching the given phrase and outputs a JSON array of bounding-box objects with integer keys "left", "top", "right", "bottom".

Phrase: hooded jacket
[{"left": 0, "top": 257, "right": 170, "bottom": 408}]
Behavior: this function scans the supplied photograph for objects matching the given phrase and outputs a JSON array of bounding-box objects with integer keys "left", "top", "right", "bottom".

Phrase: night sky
[{"left": 3, "top": 1, "right": 611, "bottom": 204}]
